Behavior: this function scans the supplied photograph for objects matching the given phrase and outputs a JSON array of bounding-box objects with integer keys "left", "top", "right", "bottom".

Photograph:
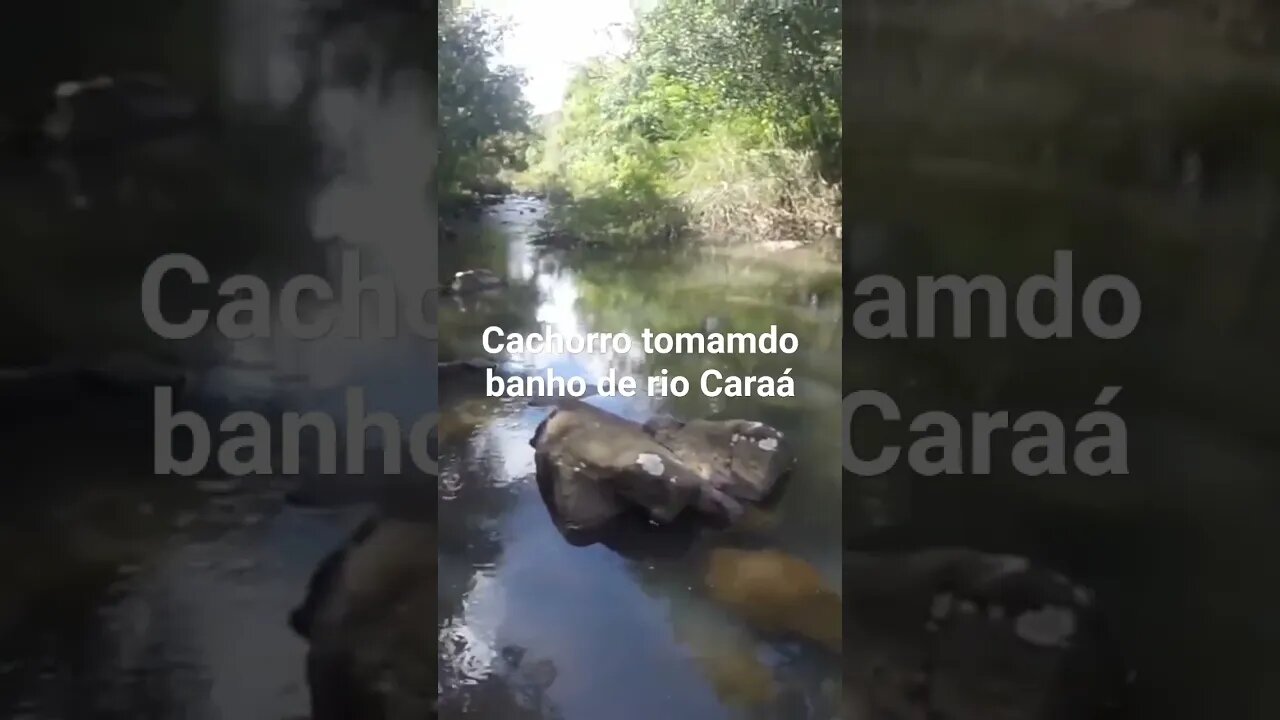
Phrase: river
[
  {"left": 0, "top": 3, "right": 843, "bottom": 717},
  {"left": 437, "top": 197, "right": 843, "bottom": 719}
]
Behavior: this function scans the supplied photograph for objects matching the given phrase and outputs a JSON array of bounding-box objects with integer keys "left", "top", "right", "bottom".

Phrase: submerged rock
[
  {"left": 290, "top": 515, "right": 435, "bottom": 720},
  {"left": 695, "top": 644, "right": 779, "bottom": 708},
  {"left": 530, "top": 402, "right": 793, "bottom": 535},
  {"left": 704, "top": 548, "right": 841, "bottom": 653},
  {"left": 702, "top": 546, "right": 1126, "bottom": 718}
]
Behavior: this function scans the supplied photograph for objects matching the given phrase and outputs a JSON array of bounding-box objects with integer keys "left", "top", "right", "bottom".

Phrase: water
[
  {"left": 437, "top": 198, "right": 843, "bottom": 719},
  {"left": 0, "top": 1, "right": 434, "bottom": 717}
]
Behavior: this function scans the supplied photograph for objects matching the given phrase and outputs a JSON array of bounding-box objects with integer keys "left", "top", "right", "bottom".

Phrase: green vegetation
[
  {"left": 524, "top": 0, "right": 841, "bottom": 247},
  {"left": 437, "top": 0, "right": 841, "bottom": 247},
  {"left": 437, "top": 3, "right": 533, "bottom": 199}
]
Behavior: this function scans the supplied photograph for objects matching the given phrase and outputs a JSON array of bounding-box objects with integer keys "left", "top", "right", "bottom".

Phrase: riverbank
[
  {"left": 441, "top": 189, "right": 842, "bottom": 270},
  {"left": 514, "top": 0, "right": 839, "bottom": 256}
]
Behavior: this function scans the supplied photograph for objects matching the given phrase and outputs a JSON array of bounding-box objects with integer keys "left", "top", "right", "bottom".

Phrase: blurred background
[
  {"left": 847, "top": 1, "right": 1280, "bottom": 718},
  {"left": 0, "top": 1, "right": 435, "bottom": 718}
]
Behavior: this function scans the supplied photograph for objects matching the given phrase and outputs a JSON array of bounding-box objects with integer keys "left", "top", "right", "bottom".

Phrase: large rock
[
  {"left": 531, "top": 403, "right": 707, "bottom": 531},
  {"left": 530, "top": 402, "right": 793, "bottom": 535},
  {"left": 643, "top": 415, "right": 792, "bottom": 503},
  {"left": 289, "top": 515, "right": 436, "bottom": 720}
]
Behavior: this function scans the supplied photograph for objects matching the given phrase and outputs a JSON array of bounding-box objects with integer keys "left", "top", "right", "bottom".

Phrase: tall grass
[
  {"left": 672, "top": 129, "right": 840, "bottom": 245},
  {"left": 521, "top": 123, "right": 839, "bottom": 249}
]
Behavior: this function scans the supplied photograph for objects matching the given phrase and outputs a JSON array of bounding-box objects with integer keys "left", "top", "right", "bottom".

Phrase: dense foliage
[
  {"left": 526, "top": 0, "right": 841, "bottom": 246},
  {"left": 438, "top": 4, "right": 532, "bottom": 197}
]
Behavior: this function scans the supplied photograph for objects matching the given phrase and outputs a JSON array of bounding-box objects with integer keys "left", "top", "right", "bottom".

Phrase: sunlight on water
[
  {"left": 439, "top": 197, "right": 843, "bottom": 719},
  {"left": 487, "top": 200, "right": 664, "bottom": 407}
]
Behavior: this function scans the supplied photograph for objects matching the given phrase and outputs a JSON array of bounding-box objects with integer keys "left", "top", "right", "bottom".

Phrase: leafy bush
[
  {"left": 438, "top": 4, "right": 532, "bottom": 198},
  {"left": 524, "top": 0, "right": 841, "bottom": 246}
]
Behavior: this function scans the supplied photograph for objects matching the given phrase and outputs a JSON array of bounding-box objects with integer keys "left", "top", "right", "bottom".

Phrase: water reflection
[{"left": 439, "top": 197, "right": 842, "bottom": 718}]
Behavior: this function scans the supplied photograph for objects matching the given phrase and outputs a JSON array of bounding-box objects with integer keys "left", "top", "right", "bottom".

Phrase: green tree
[
  {"left": 528, "top": 0, "right": 841, "bottom": 245},
  {"left": 438, "top": 5, "right": 532, "bottom": 196}
]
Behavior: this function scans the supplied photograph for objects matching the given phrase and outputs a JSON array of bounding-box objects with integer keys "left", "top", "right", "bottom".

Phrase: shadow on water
[
  {"left": 848, "top": 4, "right": 1280, "bottom": 719},
  {"left": 438, "top": 197, "right": 843, "bottom": 719},
  {"left": 0, "top": 0, "right": 436, "bottom": 718}
]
